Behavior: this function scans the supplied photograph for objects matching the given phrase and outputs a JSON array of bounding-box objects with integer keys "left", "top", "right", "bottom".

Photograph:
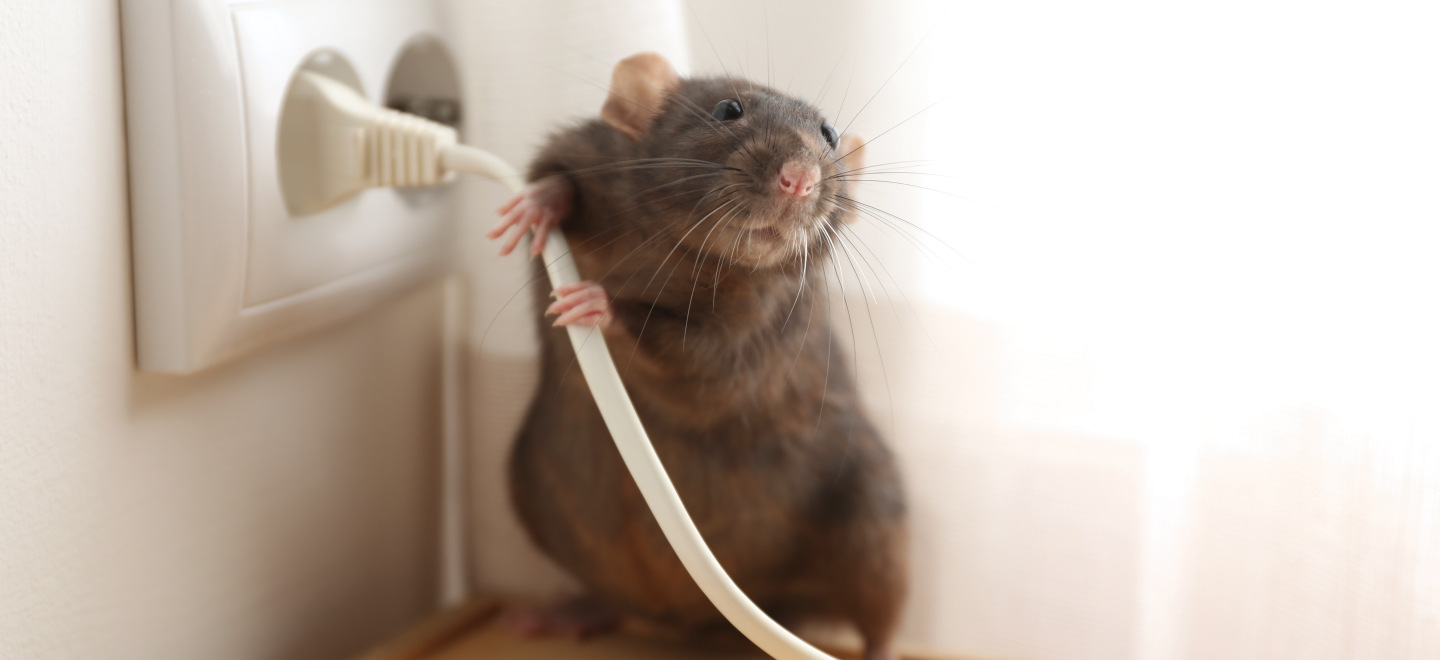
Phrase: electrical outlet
[{"left": 120, "top": 0, "right": 462, "bottom": 373}]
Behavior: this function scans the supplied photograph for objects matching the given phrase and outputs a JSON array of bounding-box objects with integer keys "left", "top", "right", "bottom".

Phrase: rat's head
[{"left": 602, "top": 53, "right": 866, "bottom": 269}]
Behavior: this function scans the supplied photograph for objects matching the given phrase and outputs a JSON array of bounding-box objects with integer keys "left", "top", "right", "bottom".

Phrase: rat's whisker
[
  {"left": 568, "top": 156, "right": 734, "bottom": 172},
  {"left": 809, "top": 256, "right": 836, "bottom": 452},
  {"left": 835, "top": 195, "right": 973, "bottom": 266},
  {"left": 829, "top": 158, "right": 948, "bottom": 175},
  {"left": 639, "top": 177, "right": 744, "bottom": 214},
  {"left": 668, "top": 198, "right": 740, "bottom": 350},
  {"left": 625, "top": 170, "right": 736, "bottom": 199},
  {"left": 684, "top": 201, "right": 749, "bottom": 348},
  {"left": 833, "top": 226, "right": 897, "bottom": 439},
  {"left": 812, "top": 48, "right": 850, "bottom": 110},
  {"left": 835, "top": 92, "right": 955, "bottom": 165},
  {"left": 840, "top": 20, "right": 939, "bottom": 134},
  {"left": 778, "top": 231, "right": 811, "bottom": 334},
  {"left": 839, "top": 223, "right": 939, "bottom": 355},
  {"left": 827, "top": 170, "right": 967, "bottom": 182},
  {"left": 691, "top": 194, "right": 745, "bottom": 279},
  {"left": 782, "top": 273, "right": 817, "bottom": 385},
  {"left": 686, "top": 1, "right": 747, "bottom": 107},
  {"left": 829, "top": 177, "right": 981, "bottom": 203},
  {"left": 833, "top": 198, "right": 965, "bottom": 283},
  {"left": 710, "top": 203, "right": 748, "bottom": 310},
  {"left": 624, "top": 197, "right": 740, "bottom": 374},
  {"left": 838, "top": 224, "right": 904, "bottom": 316},
  {"left": 831, "top": 69, "right": 856, "bottom": 133},
  {"left": 596, "top": 186, "right": 741, "bottom": 288},
  {"left": 570, "top": 164, "right": 736, "bottom": 178},
  {"left": 822, "top": 229, "right": 865, "bottom": 482},
  {"left": 832, "top": 225, "right": 878, "bottom": 306}
]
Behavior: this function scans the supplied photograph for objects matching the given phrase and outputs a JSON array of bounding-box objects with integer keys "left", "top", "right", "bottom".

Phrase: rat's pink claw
[
  {"left": 546, "top": 281, "right": 612, "bottom": 328},
  {"left": 489, "top": 177, "right": 573, "bottom": 258}
]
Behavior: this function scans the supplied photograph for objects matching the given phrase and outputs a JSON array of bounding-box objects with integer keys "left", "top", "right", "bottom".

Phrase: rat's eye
[
  {"left": 820, "top": 122, "right": 840, "bottom": 149},
  {"left": 712, "top": 99, "right": 743, "bottom": 121}
]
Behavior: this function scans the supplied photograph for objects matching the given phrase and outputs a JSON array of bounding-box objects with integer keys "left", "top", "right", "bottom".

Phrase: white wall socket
[{"left": 121, "top": 0, "right": 463, "bottom": 373}]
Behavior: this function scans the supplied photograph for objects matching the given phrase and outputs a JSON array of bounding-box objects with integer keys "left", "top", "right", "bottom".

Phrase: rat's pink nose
[{"left": 776, "top": 161, "right": 821, "bottom": 198}]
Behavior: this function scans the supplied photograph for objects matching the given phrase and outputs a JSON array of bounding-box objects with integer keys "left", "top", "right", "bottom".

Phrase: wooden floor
[{"left": 353, "top": 598, "right": 971, "bottom": 660}]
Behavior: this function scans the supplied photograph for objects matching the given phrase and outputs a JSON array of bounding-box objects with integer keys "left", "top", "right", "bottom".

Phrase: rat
[{"left": 488, "top": 52, "right": 908, "bottom": 660}]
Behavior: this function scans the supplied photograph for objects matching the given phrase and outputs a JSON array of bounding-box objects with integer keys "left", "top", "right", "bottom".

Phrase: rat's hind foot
[
  {"left": 864, "top": 646, "right": 898, "bottom": 660},
  {"left": 546, "top": 281, "right": 612, "bottom": 328},
  {"left": 489, "top": 176, "right": 573, "bottom": 257},
  {"left": 501, "top": 594, "right": 620, "bottom": 641}
]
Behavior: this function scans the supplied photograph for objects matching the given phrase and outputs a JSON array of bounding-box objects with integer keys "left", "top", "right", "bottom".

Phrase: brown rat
[{"left": 490, "top": 52, "right": 907, "bottom": 660}]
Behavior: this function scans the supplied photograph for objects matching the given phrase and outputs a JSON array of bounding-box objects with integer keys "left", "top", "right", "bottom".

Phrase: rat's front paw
[
  {"left": 546, "top": 281, "right": 612, "bottom": 328},
  {"left": 489, "top": 176, "right": 573, "bottom": 257}
]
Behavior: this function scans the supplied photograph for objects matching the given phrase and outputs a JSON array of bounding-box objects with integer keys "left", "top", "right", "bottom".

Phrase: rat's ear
[
  {"left": 602, "top": 52, "right": 681, "bottom": 141},
  {"left": 838, "top": 133, "right": 866, "bottom": 224},
  {"left": 838, "top": 133, "right": 866, "bottom": 173}
]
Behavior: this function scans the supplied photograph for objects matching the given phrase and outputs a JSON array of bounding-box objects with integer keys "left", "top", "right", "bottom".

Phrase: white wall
[{"left": 0, "top": 3, "right": 446, "bottom": 659}]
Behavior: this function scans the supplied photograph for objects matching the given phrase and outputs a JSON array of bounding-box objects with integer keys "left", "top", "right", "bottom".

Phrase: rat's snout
[{"left": 776, "top": 161, "right": 821, "bottom": 198}]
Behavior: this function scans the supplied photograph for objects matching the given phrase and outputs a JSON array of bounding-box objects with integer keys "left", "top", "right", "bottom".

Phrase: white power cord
[{"left": 285, "top": 71, "right": 837, "bottom": 660}]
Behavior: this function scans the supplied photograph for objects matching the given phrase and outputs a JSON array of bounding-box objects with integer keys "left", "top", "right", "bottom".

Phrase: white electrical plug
[{"left": 278, "top": 71, "right": 460, "bottom": 215}]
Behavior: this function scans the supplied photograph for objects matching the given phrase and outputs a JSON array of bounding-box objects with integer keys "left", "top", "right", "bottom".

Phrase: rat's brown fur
[{"left": 507, "top": 64, "right": 908, "bottom": 658}]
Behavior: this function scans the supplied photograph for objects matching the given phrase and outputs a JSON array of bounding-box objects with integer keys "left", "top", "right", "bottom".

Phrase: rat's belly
[{"left": 509, "top": 377, "right": 823, "bottom": 625}]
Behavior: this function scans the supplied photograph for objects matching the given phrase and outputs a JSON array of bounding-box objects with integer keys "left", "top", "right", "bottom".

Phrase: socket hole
[{"left": 385, "top": 36, "right": 462, "bottom": 128}]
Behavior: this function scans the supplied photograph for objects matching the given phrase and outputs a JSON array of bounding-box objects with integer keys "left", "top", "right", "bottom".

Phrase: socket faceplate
[{"left": 120, "top": 0, "right": 459, "bottom": 373}]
